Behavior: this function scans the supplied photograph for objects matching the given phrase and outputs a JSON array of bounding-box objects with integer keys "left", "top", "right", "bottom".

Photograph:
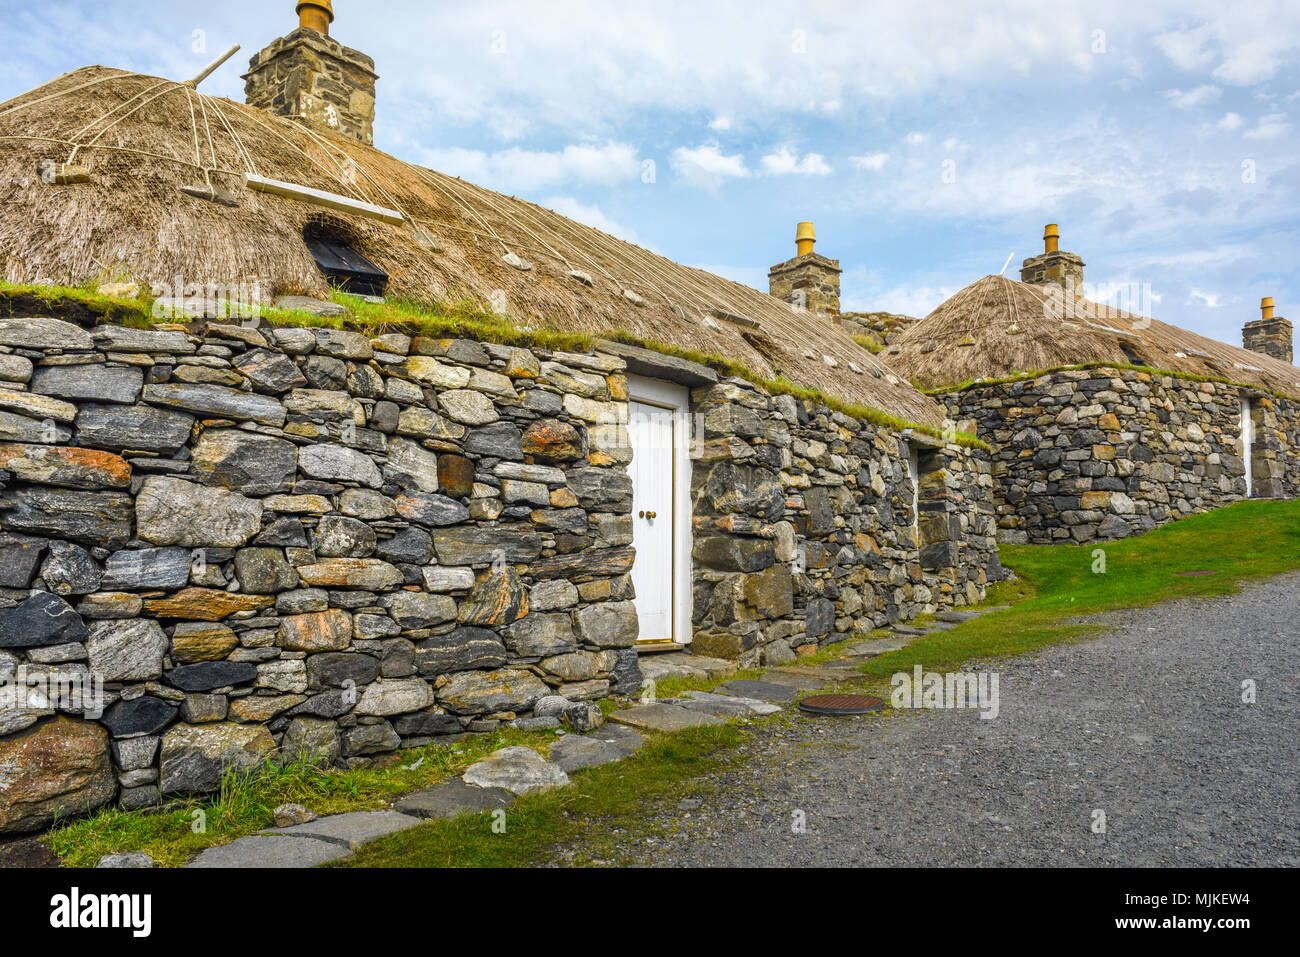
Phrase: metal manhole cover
[{"left": 799, "top": 694, "right": 885, "bottom": 716}]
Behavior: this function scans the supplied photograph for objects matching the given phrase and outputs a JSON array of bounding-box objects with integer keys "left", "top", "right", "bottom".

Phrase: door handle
[{"left": 639, "top": 510, "right": 657, "bottom": 519}]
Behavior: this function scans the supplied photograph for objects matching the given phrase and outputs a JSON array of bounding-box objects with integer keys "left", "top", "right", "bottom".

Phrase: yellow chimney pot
[
  {"left": 1261, "top": 296, "right": 1275, "bottom": 320},
  {"left": 1043, "top": 223, "right": 1060, "bottom": 254},
  {"left": 795, "top": 221, "right": 816, "bottom": 257},
  {"left": 297, "top": 0, "right": 334, "bottom": 35}
]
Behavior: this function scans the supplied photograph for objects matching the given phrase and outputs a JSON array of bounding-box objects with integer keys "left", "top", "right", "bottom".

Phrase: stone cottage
[
  {"left": 0, "top": 4, "right": 999, "bottom": 829},
  {"left": 882, "top": 225, "right": 1300, "bottom": 544}
]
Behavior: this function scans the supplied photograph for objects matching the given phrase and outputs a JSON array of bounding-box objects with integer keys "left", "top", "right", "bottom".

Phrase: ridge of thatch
[
  {"left": 0, "top": 65, "right": 942, "bottom": 426},
  {"left": 883, "top": 274, "right": 1300, "bottom": 399}
]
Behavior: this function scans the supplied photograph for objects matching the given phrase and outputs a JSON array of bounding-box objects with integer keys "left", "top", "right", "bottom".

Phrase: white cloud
[
  {"left": 689, "top": 264, "right": 770, "bottom": 291},
  {"left": 709, "top": 115, "right": 733, "bottom": 132},
  {"left": 1213, "top": 36, "right": 1290, "bottom": 86},
  {"left": 414, "top": 142, "right": 641, "bottom": 192},
  {"left": 1217, "top": 111, "right": 1244, "bottom": 131},
  {"left": 760, "top": 146, "right": 833, "bottom": 176},
  {"left": 904, "top": 131, "right": 928, "bottom": 146},
  {"left": 540, "top": 196, "right": 648, "bottom": 247},
  {"left": 669, "top": 143, "right": 751, "bottom": 190},
  {"left": 842, "top": 283, "right": 961, "bottom": 318},
  {"left": 1188, "top": 288, "right": 1221, "bottom": 307},
  {"left": 1164, "top": 84, "right": 1221, "bottom": 108},
  {"left": 850, "top": 152, "right": 890, "bottom": 171},
  {"left": 1155, "top": 25, "right": 1218, "bottom": 71},
  {"left": 1243, "top": 112, "right": 1290, "bottom": 139}
]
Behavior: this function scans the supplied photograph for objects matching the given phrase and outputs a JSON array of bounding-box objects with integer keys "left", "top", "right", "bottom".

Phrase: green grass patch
[
  {"left": 335, "top": 724, "right": 742, "bottom": 868},
  {"left": 644, "top": 667, "right": 764, "bottom": 701},
  {"left": 45, "top": 726, "right": 557, "bottom": 868},
  {"left": 859, "top": 498, "right": 1300, "bottom": 677},
  {"left": 0, "top": 280, "right": 152, "bottom": 326},
  {"left": 851, "top": 333, "right": 884, "bottom": 354}
]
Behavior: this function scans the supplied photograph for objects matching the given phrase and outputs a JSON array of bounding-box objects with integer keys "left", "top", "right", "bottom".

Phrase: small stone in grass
[{"left": 273, "top": 803, "right": 317, "bottom": 827}]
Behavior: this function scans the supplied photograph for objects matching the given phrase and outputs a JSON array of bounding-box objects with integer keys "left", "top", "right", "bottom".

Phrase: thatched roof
[
  {"left": 0, "top": 66, "right": 942, "bottom": 426},
  {"left": 884, "top": 274, "right": 1300, "bottom": 399}
]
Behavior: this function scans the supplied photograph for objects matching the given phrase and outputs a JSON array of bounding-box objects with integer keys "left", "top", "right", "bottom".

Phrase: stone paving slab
[
  {"left": 395, "top": 779, "right": 514, "bottom": 820},
  {"left": 768, "top": 664, "right": 863, "bottom": 680},
  {"left": 462, "top": 746, "right": 570, "bottom": 795},
  {"left": 584, "top": 722, "right": 647, "bottom": 754},
  {"left": 743, "top": 671, "right": 825, "bottom": 690},
  {"left": 842, "top": 638, "right": 912, "bottom": 658},
  {"left": 935, "top": 609, "right": 983, "bottom": 622},
  {"left": 260, "top": 810, "right": 421, "bottom": 850},
  {"left": 607, "top": 702, "right": 726, "bottom": 731},
  {"left": 638, "top": 653, "right": 736, "bottom": 682},
  {"left": 550, "top": 734, "right": 630, "bottom": 773},
  {"left": 888, "top": 625, "right": 930, "bottom": 636},
  {"left": 187, "top": 835, "right": 354, "bottom": 868},
  {"left": 676, "top": 691, "right": 782, "bottom": 717},
  {"left": 713, "top": 679, "right": 802, "bottom": 705}
]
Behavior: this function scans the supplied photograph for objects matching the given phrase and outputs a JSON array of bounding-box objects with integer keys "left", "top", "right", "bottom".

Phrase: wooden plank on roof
[{"left": 242, "top": 173, "right": 404, "bottom": 225}]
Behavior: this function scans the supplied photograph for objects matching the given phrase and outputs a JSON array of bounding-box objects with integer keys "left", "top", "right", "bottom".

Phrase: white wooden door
[
  {"left": 1242, "top": 397, "right": 1254, "bottom": 497},
  {"left": 629, "top": 399, "right": 677, "bottom": 643}
]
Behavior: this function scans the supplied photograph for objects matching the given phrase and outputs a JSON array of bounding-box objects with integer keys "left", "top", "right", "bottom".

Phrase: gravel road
[{"left": 621, "top": 572, "right": 1300, "bottom": 867}]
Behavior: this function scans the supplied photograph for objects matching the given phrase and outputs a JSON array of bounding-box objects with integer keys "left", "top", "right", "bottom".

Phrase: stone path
[{"left": 174, "top": 607, "right": 997, "bottom": 868}]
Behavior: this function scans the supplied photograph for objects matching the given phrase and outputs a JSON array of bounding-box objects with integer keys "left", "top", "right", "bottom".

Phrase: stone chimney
[
  {"left": 1020, "top": 224, "right": 1084, "bottom": 291},
  {"left": 768, "top": 221, "right": 841, "bottom": 316},
  {"left": 244, "top": 1, "right": 378, "bottom": 146},
  {"left": 1243, "top": 297, "right": 1293, "bottom": 363}
]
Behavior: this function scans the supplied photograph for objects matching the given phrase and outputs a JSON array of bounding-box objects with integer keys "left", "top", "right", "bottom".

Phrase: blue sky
[{"left": 3, "top": 0, "right": 1298, "bottom": 353}]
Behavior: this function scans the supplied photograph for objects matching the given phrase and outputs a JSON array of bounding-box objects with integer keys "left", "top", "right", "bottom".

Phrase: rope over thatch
[
  {"left": 0, "top": 66, "right": 943, "bottom": 426},
  {"left": 885, "top": 274, "right": 1300, "bottom": 399}
]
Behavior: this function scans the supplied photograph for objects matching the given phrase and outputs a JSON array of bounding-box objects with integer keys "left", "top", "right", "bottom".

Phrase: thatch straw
[
  {"left": 0, "top": 66, "right": 941, "bottom": 426},
  {"left": 884, "top": 274, "right": 1300, "bottom": 399}
]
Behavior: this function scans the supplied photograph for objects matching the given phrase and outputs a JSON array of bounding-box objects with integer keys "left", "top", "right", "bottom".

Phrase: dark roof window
[{"left": 304, "top": 233, "right": 388, "bottom": 297}]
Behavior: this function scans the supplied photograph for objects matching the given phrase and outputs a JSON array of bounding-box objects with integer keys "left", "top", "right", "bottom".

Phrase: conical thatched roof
[
  {"left": 0, "top": 66, "right": 942, "bottom": 426},
  {"left": 884, "top": 274, "right": 1300, "bottom": 399}
]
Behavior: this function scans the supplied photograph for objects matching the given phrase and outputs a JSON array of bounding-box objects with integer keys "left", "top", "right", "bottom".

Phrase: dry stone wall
[
  {"left": 688, "top": 378, "right": 1000, "bottom": 667},
  {"left": 0, "top": 314, "right": 1002, "bottom": 831},
  {"left": 0, "top": 316, "right": 642, "bottom": 831},
  {"left": 938, "top": 367, "right": 1300, "bottom": 544}
]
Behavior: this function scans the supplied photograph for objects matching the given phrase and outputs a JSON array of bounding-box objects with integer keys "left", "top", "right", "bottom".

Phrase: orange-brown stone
[
  {"left": 143, "top": 588, "right": 273, "bottom": 620},
  {"left": 0, "top": 443, "right": 131, "bottom": 490},
  {"left": 458, "top": 567, "right": 527, "bottom": 626},
  {"left": 438, "top": 454, "right": 476, "bottom": 498},
  {"left": 521, "top": 419, "right": 586, "bottom": 462},
  {"left": 278, "top": 609, "right": 352, "bottom": 652}
]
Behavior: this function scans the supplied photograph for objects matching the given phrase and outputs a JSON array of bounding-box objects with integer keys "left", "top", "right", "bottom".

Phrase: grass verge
[
  {"left": 45, "top": 726, "right": 557, "bottom": 868},
  {"left": 334, "top": 725, "right": 741, "bottom": 868},
  {"left": 859, "top": 497, "right": 1300, "bottom": 677}
]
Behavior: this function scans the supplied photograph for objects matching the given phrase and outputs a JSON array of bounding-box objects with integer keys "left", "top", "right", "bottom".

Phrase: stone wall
[
  {"left": 688, "top": 378, "right": 1000, "bottom": 667},
  {"left": 1019, "top": 250, "right": 1085, "bottom": 291},
  {"left": 0, "top": 317, "right": 641, "bottom": 831},
  {"left": 1243, "top": 316, "right": 1294, "bottom": 364},
  {"left": 244, "top": 27, "right": 378, "bottom": 146},
  {"left": 937, "top": 367, "right": 1300, "bottom": 544},
  {"left": 767, "top": 253, "right": 842, "bottom": 317},
  {"left": 0, "top": 315, "right": 1000, "bottom": 831}
]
